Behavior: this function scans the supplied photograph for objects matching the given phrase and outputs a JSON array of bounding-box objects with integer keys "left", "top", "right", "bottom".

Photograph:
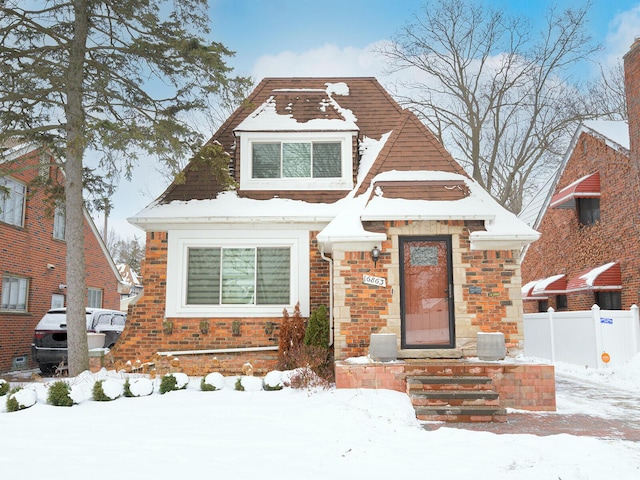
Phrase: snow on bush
[
  {"left": 240, "top": 375, "right": 263, "bottom": 391},
  {"left": 0, "top": 379, "right": 9, "bottom": 396},
  {"left": 124, "top": 377, "right": 154, "bottom": 397},
  {"left": 6, "top": 388, "right": 37, "bottom": 411},
  {"left": 263, "top": 370, "right": 284, "bottom": 390},
  {"left": 202, "top": 372, "right": 225, "bottom": 391},
  {"left": 93, "top": 379, "right": 123, "bottom": 401}
]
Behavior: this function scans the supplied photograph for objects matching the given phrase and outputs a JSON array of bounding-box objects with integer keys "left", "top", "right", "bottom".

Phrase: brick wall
[
  {"left": 625, "top": 38, "right": 640, "bottom": 163},
  {"left": 332, "top": 220, "right": 524, "bottom": 360},
  {"left": 522, "top": 132, "right": 640, "bottom": 309},
  {"left": 0, "top": 149, "right": 120, "bottom": 372},
  {"left": 108, "top": 231, "right": 331, "bottom": 376}
]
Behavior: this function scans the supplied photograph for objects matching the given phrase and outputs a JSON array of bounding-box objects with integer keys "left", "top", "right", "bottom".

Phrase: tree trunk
[{"left": 65, "top": 0, "right": 90, "bottom": 376}]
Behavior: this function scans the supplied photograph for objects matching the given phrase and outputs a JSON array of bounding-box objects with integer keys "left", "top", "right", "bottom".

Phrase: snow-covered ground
[{"left": 1, "top": 356, "right": 639, "bottom": 479}]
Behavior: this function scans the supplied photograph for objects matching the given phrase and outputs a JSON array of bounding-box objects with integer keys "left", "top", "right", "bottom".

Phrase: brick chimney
[{"left": 624, "top": 36, "right": 640, "bottom": 160}]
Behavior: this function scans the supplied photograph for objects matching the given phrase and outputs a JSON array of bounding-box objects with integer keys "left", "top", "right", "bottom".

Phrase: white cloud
[
  {"left": 604, "top": 4, "right": 640, "bottom": 66},
  {"left": 252, "top": 41, "right": 390, "bottom": 79}
]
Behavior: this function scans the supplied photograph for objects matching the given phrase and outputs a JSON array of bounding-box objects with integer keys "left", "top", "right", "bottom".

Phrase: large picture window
[
  {"left": 252, "top": 141, "right": 341, "bottom": 179},
  {"left": 1, "top": 275, "right": 29, "bottom": 312},
  {"left": 0, "top": 176, "right": 26, "bottom": 227},
  {"left": 187, "top": 247, "right": 290, "bottom": 306}
]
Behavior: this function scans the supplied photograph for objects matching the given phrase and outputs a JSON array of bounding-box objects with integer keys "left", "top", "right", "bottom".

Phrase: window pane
[
  {"left": 187, "top": 248, "right": 221, "bottom": 304},
  {"left": 578, "top": 198, "right": 600, "bottom": 225},
  {"left": 313, "top": 142, "right": 341, "bottom": 178},
  {"left": 0, "top": 177, "right": 25, "bottom": 227},
  {"left": 221, "top": 248, "right": 255, "bottom": 304},
  {"left": 88, "top": 288, "right": 103, "bottom": 308},
  {"left": 253, "top": 143, "right": 280, "bottom": 178},
  {"left": 2, "top": 276, "right": 28, "bottom": 311},
  {"left": 53, "top": 206, "right": 66, "bottom": 240},
  {"left": 283, "top": 143, "right": 311, "bottom": 177},
  {"left": 256, "top": 248, "right": 290, "bottom": 304}
]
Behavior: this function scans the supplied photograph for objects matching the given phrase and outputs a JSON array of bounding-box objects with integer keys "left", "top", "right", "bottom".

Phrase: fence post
[
  {"left": 631, "top": 304, "right": 640, "bottom": 355},
  {"left": 592, "top": 304, "right": 602, "bottom": 368},
  {"left": 547, "top": 307, "right": 556, "bottom": 363}
]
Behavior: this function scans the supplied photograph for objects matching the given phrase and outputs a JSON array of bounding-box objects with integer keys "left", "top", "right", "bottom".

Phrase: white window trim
[
  {"left": 53, "top": 205, "right": 65, "bottom": 240},
  {"left": 1, "top": 275, "right": 29, "bottom": 312},
  {"left": 166, "top": 229, "right": 310, "bottom": 318},
  {"left": 0, "top": 176, "right": 26, "bottom": 227},
  {"left": 88, "top": 287, "right": 103, "bottom": 308},
  {"left": 239, "top": 131, "right": 354, "bottom": 191}
]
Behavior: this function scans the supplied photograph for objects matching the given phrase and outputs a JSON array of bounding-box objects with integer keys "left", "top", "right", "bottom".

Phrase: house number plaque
[{"left": 363, "top": 275, "right": 386, "bottom": 287}]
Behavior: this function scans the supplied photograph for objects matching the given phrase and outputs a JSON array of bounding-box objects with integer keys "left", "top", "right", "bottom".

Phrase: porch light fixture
[{"left": 371, "top": 246, "right": 381, "bottom": 267}]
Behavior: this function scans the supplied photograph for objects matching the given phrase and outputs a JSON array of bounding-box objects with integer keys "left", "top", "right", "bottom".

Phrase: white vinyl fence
[{"left": 523, "top": 305, "right": 640, "bottom": 368}]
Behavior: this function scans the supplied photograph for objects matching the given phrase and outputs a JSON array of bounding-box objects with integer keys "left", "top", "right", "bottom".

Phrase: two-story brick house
[
  {"left": 110, "top": 77, "right": 539, "bottom": 376},
  {"left": 521, "top": 38, "right": 640, "bottom": 313},
  {"left": 0, "top": 142, "right": 123, "bottom": 372}
]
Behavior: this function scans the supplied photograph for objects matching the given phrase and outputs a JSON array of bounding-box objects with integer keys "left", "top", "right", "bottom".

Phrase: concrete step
[{"left": 415, "top": 405, "right": 507, "bottom": 423}]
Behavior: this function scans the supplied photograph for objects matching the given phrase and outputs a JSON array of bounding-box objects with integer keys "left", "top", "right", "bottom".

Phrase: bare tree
[
  {"left": 0, "top": 0, "right": 251, "bottom": 375},
  {"left": 380, "top": 0, "right": 601, "bottom": 213},
  {"left": 586, "top": 61, "right": 628, "bottom": 121}
]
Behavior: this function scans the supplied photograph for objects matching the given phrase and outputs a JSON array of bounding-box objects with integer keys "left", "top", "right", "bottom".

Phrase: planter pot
[
  {"left": 87, "top": 333, "right": 106, "bottom": 350},
  {"left": 477, "top": 332, "right": 506, "bottom": 361},
  {"left": 369, "top": 333, "right": 398, "bottom": 362}
]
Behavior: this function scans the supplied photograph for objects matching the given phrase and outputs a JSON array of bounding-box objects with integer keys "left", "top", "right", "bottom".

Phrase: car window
[
  {"left": 113, "top": 315, "right": 126, "bottom": 327},
  {"left": 93, "top": 314, "right": 113, "bottom": 328}
]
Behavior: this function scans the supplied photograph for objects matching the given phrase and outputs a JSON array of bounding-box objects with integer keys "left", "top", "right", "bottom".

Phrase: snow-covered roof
[
  {"left": 235, "top": 82, "right": 358, "bottom": 132},
  {"left": 132, "top": 77, "right": 538, "bottom": 252},
  {"left": 583, "top": 120, "right": 630, "bottom": 151}
]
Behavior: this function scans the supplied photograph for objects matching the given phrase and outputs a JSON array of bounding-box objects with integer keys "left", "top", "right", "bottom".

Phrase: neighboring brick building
[
  {"left": 111, "top": 77, "right": 538, "bottom": 375},
  {"left": 521, "top": 38, "right": 640, "bottom": 313},
  {"left": 0, "top": 142, "right": 123, "bottom": 372}
]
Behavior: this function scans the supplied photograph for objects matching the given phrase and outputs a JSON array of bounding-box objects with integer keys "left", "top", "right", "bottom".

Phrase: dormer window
[
  {"left": 239, "top": 132, "right": 354, "bottom": 191},
  {"left": 253, "top": 141, "right": 341, "bottom": 179}
]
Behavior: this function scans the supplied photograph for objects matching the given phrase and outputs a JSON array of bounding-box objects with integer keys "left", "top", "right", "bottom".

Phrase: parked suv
[{"left": 31, "top": 308, "right": 126, "bottom": 374}]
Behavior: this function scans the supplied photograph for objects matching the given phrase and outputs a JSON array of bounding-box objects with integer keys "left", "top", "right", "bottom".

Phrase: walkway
[{"left": 422, "top": 373, "right": 640, "bottom": 441}]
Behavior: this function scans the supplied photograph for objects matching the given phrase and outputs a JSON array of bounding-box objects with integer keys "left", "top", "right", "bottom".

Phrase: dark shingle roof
[{"left": 159, "top": 77, "right": 465, "bottom": 204}]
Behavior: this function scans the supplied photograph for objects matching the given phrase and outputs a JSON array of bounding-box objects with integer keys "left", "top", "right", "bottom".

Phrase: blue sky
[{"left": 105, "top": 0, "right": 640, "bottom": 239}]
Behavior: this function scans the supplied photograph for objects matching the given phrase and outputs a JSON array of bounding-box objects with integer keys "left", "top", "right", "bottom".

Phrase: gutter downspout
[{"left": 320, "top": 245, "right": 334, "bottom": 346}]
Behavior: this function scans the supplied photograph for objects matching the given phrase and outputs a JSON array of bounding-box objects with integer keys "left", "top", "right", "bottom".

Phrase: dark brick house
[
  {"left": 111, "top": 77, "right": 539, "bottom": 375},
  {"left": 0, "top": 142, "right": 123, "bottom": 372},
  {"left": 521, "top": 38, "right": 640, "bottom": 313}
]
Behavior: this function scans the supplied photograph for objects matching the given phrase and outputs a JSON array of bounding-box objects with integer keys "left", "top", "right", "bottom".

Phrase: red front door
[{"left": 400, "top": 236, "right": 454, "bottom": 348}]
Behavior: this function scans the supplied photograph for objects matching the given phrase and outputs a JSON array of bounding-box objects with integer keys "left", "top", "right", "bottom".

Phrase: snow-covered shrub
[
  {"left": 201, "top": 372, "right": 225, "bottom": 391},
  {"left": 0, "top": 379, "right": 9, "bottom": 396},
  {"left": 92, "top": 379, "right": 122, "bottom": 401},
  {"left": 263, "top": 371, "right": 284, "bottom": 391},
  {"left": 241, "top": 375, "right": 263, "bottom": 391},
  {"left": 123, "top": 377, "right": 154, "bottom": 397},
  {"left": 200, "top": 377, "right": 217, "bottom": 391},
  {"left": 234, "top": 377, "right": 244, "bottom": 391},
  {"left": 159, "top": 372, "right": 189, "bottom": 394},
  {"left": 47, "top": 380, "right": 74, "bottom": 407},
  {"left": 6, "top": 387, "right": 37, "bottom": 412}
]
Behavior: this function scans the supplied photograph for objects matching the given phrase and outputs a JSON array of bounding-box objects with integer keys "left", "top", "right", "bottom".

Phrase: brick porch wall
[
  {"left": 334, "top": 360, "right": 556, "bottom": 411},
  {"left": 332, "top": 220, "right": 525, "bottom": 361}
]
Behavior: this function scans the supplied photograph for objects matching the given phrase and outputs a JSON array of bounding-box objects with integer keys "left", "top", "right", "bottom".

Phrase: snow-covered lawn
[{"left": 1, "top": 358, "right": 639, "bottom": 479}]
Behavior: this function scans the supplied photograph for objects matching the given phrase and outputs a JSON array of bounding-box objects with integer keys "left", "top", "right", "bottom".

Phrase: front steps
[{"left": 407, "top": 375, "right": 507, "bottom": 423}]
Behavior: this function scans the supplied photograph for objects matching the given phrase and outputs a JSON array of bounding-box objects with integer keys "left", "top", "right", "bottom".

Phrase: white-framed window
[
  {"left": 88, "top": 288, "right": 103, "bottom": 308},
  {"left": 1, "top": 275, "right": 29, "bottom": 312},
  {"left": 0, "top": 176, "right": 26, "bottom": 227},
  {"left": 187, "top": 247, "right": 291, "bottom": 305},
  {"left": 239, "top": 132, "right": 354, "bottom": 191},
  {"left": 39, "top": 153, "right": 51, "bottom": 178},
  {"left": 166, "top": 229, "right": 310, "bottom": 318},
  {"left": 51, "top": 293, "right": 65, "bottom": 309},
  {"left": 53, "top": 205, "right": 65, "bottom": 240}
]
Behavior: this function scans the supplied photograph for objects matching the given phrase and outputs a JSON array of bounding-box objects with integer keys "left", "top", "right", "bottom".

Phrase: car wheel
[{"left": 38, "top": 363, "right": 58, "bottom": 375}]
